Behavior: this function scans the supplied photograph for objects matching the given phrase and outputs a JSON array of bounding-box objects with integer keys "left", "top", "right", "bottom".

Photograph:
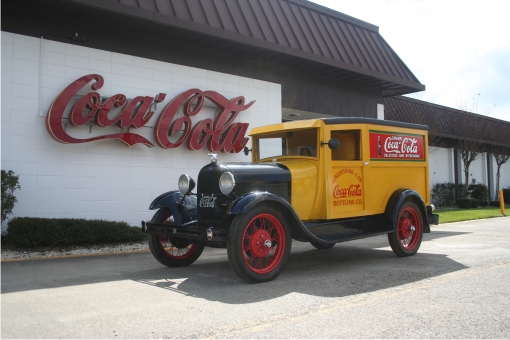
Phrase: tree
[
  {"left": 1, "top": 170, "right": 21, "bottom": 224},
  {"left": 455, "top": 113, "right": 485, "bottom": 197},
  {"left": 456, "top": 95, "right": 487, "bottom": 197},
  {"left": 492, "top": 146, "right": 510, "bottom": 200},
  {"left": 459, "top": 148, "right": 480, "bottom": 197}
]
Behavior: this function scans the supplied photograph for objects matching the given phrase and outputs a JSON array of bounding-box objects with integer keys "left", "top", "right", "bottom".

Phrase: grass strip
[{"left": 436, "top": 205, "right": 509, "bottom": 224}]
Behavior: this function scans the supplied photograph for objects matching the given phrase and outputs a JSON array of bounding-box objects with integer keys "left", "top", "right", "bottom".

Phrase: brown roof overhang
[
  {"left": 384, "top": 96, "right": 510, "bottom": 151},
  {"left": 64, "top": 0, "right": 425, "bottom": 96}
]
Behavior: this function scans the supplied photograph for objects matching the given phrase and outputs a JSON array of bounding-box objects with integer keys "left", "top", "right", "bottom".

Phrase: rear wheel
[
  {"left": 227, "top": 205, "right": 291, "bottom": 283},
  {"left": 148, "top": 208, "right": 204, "bottom": 267},
  {"left": 388, "top": 201, "right": 423, "bottom": 257},
  {"left": 310, "top": 241, "right": 335, "bottom": 250}
]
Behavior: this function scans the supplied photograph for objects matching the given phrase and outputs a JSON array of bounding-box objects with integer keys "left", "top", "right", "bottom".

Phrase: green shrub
[
  {"left": 455, "top": 184, "right": 468, "bottom": 199},
  {"left": 431, "top": 183, "right": 454, "bottom": 207},
  {"left": 6, "top": 217, "right": 146, "bottom": 248},
  {"left": 468, "top": 183, "right": 488, "bottom": 203},
  {"left": 479, "top": 200, "right": 489, "bottom": 207},
  {"left": 503, "top": 189, "right": 510, "bottom": 203},
  {"left": 471, "top": 199, "right": 480, "bottom": 208},
  {"left": 432, "top": 183, "right": 466, "bottom": 206},
  {"left": 456, "top": 198, "right": 473, "bottom": 209},
  {"left": 489, "top": 201, "right": 501, "bottom": 207},
  {"left": 1, "top": 170, "right": 21, "bottom": 223}
]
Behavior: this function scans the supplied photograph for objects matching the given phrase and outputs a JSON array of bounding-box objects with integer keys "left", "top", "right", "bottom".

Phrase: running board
[
  {"left": 315, "top": 230, "right": 391, "bottom": 244},
  {"left": 301, "top": 215, "right": 392, "bottom": 244}
]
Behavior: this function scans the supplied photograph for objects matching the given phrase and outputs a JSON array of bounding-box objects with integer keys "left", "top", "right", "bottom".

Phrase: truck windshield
[{"left": 255, "top": 128, "right": 318, "bottom": 160}]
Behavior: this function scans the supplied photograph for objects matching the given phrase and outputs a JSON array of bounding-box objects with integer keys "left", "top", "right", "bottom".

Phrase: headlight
[
  {"left": 219, "top": 172, "right": 236, "bottom": 195},
  {"left": 178, "top": 174, "right": 195, "bottom": 195}
]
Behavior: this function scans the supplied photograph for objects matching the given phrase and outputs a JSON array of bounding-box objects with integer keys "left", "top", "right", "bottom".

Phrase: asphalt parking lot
[{"left": 2, "top": 217, "right": 510, "bottom": 339}]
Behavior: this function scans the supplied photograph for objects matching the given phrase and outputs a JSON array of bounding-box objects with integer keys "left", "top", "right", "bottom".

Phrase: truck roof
[
  {"left": 321, "top": 117, "right": 428, "bottom": 130},
  {"left": 250, "top": 118, "right": 428, "bottom": 136}
]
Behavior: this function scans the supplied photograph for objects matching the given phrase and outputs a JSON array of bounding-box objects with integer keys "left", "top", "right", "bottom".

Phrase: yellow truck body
[{"left": 250, "top": 118, "right": 431, "bottom": 222}]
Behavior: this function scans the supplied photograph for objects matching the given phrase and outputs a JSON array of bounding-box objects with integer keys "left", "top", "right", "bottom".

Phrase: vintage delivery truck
[{"left": 142, "top": 118, "right": 439, "bottom": 283}]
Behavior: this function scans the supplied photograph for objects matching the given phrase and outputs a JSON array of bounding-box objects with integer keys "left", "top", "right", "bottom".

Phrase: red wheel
[
  {"left": 156, "top": 235, "right": 200, "bottom": 260},
  {"left": 148, "top": 208, "right": 204, "bottom": 267},
  {"left": 241, "top": 213, "right": 286, "bottom": 274},
  {"left": 398, "top": 206, "right": 421, "bottom": 250},
  {"left": 228, "top": 205, "right": 291, "bottom": 283},
  {"left": 388, "top": 201, "right": 423, "bottom": 257}
]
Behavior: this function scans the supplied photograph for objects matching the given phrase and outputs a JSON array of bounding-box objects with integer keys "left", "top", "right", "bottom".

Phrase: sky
[{"left": 310, "top": 0, "right": 510, "bottom": 122}]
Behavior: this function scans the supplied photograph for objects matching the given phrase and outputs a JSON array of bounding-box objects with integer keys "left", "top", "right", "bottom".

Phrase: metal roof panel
[
  {"left": 384, "top": 96, "right": 510, "bottom": 149},
  {"left": 67, "top": 0, "right": 425, "bottom": 94}
]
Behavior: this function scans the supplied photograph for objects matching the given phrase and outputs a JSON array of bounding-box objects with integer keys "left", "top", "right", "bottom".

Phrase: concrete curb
[{"left": 1, "top": 249, "right": 151, "bottom": 263}]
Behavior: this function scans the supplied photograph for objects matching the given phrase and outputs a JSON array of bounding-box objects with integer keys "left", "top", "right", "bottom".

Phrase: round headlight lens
[
  {"left": 219, "top": 172, "right": 236, "bottom": 195},
  {"left": 178, "top": 174, "right": 195, "bottom": 195}
]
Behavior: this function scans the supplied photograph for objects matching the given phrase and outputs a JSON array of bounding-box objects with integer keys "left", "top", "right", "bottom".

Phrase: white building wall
[
  {"left": 428, "top": 147, "right": 453, "bottom": 186},
  {"left": 1, "top": 32, "right": 282, "bottom": 228}
]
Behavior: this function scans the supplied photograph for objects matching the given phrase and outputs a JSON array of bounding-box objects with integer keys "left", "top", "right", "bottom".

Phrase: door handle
[{"left": 364, "top": 162, "right": 370, "bottom": 165}]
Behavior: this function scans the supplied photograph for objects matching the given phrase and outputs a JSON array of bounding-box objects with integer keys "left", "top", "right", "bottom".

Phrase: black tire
[
  {"left": 148, "top": 208, "right": 204, "bottom": 267},
  {"left": 227, "top": 205, "right": 291, "bottom": 283},
  {"left": 388, "top": 201, "right": 424, "bottom": 257},
  {"left": 310, "top": 241, "right": 335, "bottom": 250}
]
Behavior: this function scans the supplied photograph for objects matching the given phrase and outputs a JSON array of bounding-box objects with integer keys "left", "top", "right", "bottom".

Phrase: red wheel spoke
[
  {"left": 268, "top": 223, "right": 275, "bottom": 233},
  {"left": 261, "top": 218, "right": 269, "bottom": 231}
]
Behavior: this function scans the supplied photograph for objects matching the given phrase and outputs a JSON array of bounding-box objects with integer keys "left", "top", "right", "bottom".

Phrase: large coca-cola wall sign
[{"left": 46, "top": 74, "right": 255, "bottom": 153}]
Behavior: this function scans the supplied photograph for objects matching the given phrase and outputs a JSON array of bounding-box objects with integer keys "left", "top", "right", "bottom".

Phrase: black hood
[{"left": 197, "top": 162, "right": 291, "bottom": 198}]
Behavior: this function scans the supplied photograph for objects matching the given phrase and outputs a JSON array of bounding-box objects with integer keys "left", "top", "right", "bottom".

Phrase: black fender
[
  {"left": 385, "top": 189, "right": 430, "bottom": 233},
  {"left": 149, "top": 190, "right": 197, "bottom": 225},
  {"left": 227, "top": 192, "right": 329, "bottom": 243}
]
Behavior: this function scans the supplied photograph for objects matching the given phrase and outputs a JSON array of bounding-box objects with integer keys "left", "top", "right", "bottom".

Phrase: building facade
[
  {"left": 1, "top": 0, "right": 509, "bottom": 230},
  {"left": 2, "top": 31, "right": 281, "bottom": 225}
]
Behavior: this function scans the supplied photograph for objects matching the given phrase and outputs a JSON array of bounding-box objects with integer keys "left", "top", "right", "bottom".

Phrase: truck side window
[{"left": 331, "top": 130, "right": 361, "bottom": 160}]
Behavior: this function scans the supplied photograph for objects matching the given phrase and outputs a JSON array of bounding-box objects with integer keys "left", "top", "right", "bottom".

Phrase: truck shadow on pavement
[
  {"left": 134, "top": 234, "right": 468, "bottom": 304},
  {"left": 2, "top": 232, "right": 469, "bottom": 302}
]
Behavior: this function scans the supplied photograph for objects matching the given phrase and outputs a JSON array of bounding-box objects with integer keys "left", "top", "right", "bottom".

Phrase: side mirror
[
  {"left": 243, "top": 147, "right": 252, "bottom": 156},
  {"left": 321, "top": 138, "right": 340, "bottom": 150}
]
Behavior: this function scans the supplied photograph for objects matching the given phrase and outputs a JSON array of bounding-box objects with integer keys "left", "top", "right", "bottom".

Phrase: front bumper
[{"left": 141, "top": 220, "right": 229, "bottom": 243}]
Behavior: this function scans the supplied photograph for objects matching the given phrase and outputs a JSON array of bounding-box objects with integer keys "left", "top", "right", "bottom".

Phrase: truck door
[{"left": 326, "top": 127, "right": 368, "bottom": 219}]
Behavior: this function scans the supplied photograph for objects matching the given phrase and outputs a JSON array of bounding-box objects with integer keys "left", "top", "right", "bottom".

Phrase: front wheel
[
  {"left": 227, "top": 205, "right": 291, "bottom": 283},
  {"left": 388, "top": 201, "right": 424, "bottom": 257},
  {"left": 148, "top": 208, "right": 204, "bottom": 267}
]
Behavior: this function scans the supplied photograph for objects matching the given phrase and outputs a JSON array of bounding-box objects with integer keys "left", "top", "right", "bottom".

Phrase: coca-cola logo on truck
[
  {"left": 330, "top": 168, "right": 364, "bottom": 207},
  {"left": 46, "top": 74, "right": 255, "bottom": 153},
  {"left": 369, "top": 131, "right": 425, "bottom": 161}
]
